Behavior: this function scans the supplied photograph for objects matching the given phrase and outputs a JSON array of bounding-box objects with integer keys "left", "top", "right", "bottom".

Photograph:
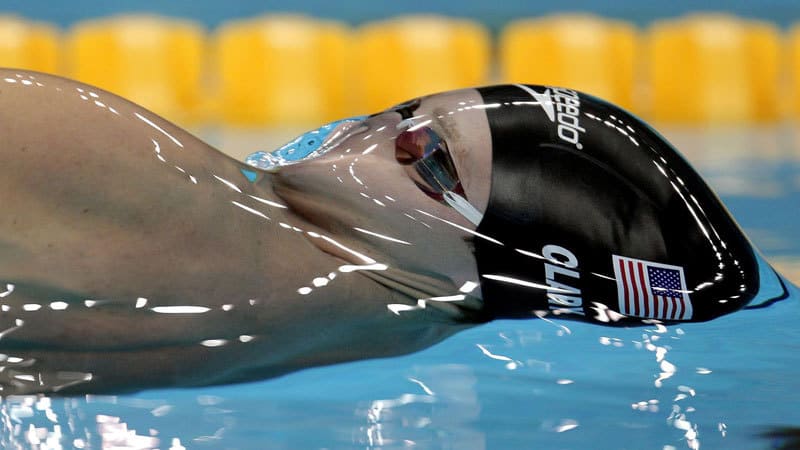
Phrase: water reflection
[
  {"left": 3, "top": 365, "right": 486, "bottom": 448},
  {"left": 356, "top": 365, "right": 484, "bottom": 450},
  {"left": 1, "top": 298, "right": 798, "bottom": 448},
  {"left": 0, "top": 395, "right": 204, "bottom": 449}
]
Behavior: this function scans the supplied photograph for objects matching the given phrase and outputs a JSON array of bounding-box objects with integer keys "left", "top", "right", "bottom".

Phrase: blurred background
[
  {"left": 2, "top": 0, "right": 800, "bottom": 128},
  {"left": 0, "top": 1, "right": 799, "bottom": 282}
]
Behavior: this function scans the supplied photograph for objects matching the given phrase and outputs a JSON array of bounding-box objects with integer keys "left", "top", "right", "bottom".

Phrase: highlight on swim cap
[
  {"left": 472, "top": 84, "right": 786, "bottom": 324},
  {"left": 245, "top": 116, "right": 367, "bottom": 170}
]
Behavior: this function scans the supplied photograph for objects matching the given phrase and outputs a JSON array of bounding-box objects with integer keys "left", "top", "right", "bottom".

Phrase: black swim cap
[{"left": 474, "top": 85, "right": 759, "bottom": 323}]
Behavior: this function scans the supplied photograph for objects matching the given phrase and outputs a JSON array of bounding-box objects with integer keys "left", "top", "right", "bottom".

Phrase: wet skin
[{"left": 0, "top": 69, "right": 494, "bottom": 394}]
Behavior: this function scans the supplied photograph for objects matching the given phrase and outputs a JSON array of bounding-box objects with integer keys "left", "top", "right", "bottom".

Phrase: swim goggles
[{"left": 395, "top": 124, "right": 484, "bottom": 226}]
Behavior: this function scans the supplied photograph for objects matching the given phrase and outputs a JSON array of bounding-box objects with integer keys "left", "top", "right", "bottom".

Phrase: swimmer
[{"left": 0, "top": 69, "right": 792, "bottom": 394}]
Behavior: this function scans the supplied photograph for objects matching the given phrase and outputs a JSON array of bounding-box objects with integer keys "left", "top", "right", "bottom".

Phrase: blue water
[{"left": 2, "top": 127, "right": 798, "bottom": 450}]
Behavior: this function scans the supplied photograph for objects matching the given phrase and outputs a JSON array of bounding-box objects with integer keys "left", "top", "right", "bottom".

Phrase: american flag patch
[{"left": 612, "top": 255, "right": 693, "bottom": 320}]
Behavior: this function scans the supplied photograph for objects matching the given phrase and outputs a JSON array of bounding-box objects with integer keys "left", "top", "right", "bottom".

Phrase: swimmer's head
[
  {"left": 471, "top": 85, "right": 774, "bottom": 323},
  {"left": 249, "top": 86, "right": 776, "bottom": 324}
]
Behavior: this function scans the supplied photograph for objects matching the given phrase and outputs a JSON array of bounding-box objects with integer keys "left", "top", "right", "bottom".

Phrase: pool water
[{"left": 2, "top": 126, "right": 798, "bottom": 450}]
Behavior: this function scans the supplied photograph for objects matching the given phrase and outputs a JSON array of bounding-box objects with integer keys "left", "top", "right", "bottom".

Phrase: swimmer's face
[{"left": 272, "top": 88, "right": 493, "bottom": 284}]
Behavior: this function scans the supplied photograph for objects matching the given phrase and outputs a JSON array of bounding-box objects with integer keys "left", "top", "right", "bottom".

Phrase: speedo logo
[{"left": 515, "top": 84, "right": 585, "bottom": 150}]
